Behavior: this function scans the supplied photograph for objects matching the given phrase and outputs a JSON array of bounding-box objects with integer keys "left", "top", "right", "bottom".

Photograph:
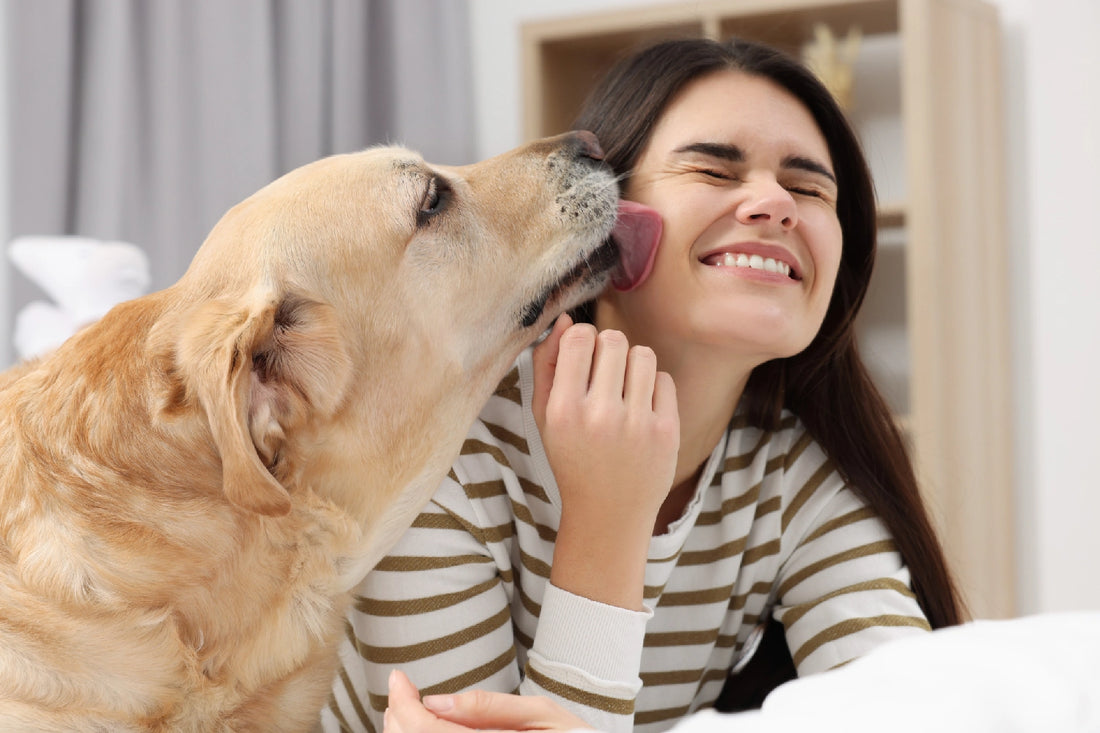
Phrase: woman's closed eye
[{"left": 697, "top": 168, "right": 737, "bottom": 181}]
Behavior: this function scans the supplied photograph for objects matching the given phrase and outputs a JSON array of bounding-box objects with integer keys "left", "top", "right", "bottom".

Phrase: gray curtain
[{"left": 5, "top": 0, "right": 474, "bottom": 327}]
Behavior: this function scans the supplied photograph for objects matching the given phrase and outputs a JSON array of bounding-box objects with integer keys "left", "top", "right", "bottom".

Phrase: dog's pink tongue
[{"left": 610, "top": 200, "right": 663, "bottom": 292}]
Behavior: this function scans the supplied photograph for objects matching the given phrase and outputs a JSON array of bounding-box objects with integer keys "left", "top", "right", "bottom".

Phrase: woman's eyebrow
[
  {"left": 674, "top": 142, "right": 837, "bottom": 186},
  {"left": 783, "top": 155, "right": 837, "bottom": 185},
  {"left": 673, "top": 141, "right": 745, "bottom": 162}
]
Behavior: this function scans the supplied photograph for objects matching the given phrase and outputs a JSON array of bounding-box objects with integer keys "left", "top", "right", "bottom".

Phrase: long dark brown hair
[{"left": 572, "top": 37, "right": 963, "bottom": 634}]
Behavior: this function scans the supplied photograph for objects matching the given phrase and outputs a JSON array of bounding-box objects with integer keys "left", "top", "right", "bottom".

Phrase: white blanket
[
  {"left": 673, "top": 612, "right": 1100, "bottom": 733},
  {"left": 7, "top": 236, "right": 150, "bottom": 360}
]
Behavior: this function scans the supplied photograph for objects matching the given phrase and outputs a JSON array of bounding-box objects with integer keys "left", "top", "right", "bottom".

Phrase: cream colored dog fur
[{"left": 0, "top": 133, "right": 649, "bottom": 731}]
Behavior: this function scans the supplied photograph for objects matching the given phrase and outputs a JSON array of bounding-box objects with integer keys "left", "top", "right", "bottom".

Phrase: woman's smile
[{"left": 697, "top": 241, "right": 801, "bottom": 282}]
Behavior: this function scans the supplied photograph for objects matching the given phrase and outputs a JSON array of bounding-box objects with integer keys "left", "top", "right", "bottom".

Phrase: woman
[{"left": 322, "top": 36, "right": 962, "bottom": 733}]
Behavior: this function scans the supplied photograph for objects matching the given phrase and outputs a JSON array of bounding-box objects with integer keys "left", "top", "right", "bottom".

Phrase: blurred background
[{"left": 1, "top": 0, "right": 1096, "bottom": 618}]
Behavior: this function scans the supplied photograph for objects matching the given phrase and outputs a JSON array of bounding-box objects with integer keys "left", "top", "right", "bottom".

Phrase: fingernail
[{"left": 422, "top": 694, "right": 454, "bottom": 712}]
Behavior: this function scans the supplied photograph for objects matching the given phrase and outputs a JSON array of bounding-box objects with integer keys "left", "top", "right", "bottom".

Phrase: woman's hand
[
  {"left": 384, "top": 669, "right": 593, "bottom": 733},
  {"left": 531, "top": 314, "right": 679, "bottom": 610}
]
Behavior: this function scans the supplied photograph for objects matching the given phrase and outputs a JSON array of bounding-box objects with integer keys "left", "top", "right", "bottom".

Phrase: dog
[{"left": 0, "top": 131, "right": 661, "bottom": 732}]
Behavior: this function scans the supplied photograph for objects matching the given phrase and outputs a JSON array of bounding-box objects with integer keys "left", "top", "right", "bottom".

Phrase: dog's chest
[{"left": 174, "top": 504, "right": 365, "bottom": 724}]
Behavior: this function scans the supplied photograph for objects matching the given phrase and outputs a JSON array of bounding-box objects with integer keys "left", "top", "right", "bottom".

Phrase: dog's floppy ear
[{"left": 175, "top": 291, "right": 353, "bottom": 516}]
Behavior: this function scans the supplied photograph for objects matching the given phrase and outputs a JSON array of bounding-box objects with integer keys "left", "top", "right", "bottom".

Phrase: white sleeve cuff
[{"left": 530, "top": 582, "right": 653, "bottom": 685}]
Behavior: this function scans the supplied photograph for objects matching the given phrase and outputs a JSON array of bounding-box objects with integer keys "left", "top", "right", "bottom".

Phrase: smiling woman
[{"left": 323, "top": 36, "right": 961, "bottom": 733}]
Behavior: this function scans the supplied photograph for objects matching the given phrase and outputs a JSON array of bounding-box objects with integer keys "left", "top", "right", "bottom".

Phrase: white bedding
[{"left": 674, "top": 612, "right": 1100, "bottom": 733}]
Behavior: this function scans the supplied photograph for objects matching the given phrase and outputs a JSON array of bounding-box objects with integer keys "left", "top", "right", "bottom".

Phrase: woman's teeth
[{"left": 717, "top": 252, "right": 792, "bottom": 277}]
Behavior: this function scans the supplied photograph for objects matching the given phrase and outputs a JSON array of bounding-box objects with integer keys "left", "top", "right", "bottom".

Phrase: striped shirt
[{"left": 322, "top": 348, "right": 929, "bottom": 733}]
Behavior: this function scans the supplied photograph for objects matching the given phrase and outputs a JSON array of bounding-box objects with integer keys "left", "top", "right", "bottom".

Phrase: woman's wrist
[{"left": 549, "top": 514, "right": 652, "bottom": 611}]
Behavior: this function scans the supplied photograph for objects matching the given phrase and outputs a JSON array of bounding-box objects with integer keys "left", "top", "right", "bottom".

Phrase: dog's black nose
[{"left": 570, "top": 130, "right": 605, "bottom": 162}]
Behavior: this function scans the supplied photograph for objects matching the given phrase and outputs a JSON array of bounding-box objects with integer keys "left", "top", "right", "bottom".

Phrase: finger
[
  {"left": 422, "top": 689, "right": 591, "bottom": 731},
  {"left": 622, "top": 345, "right": 658, "bottom": 412},
  {"left": 386, "top": 671, "right": 468, "bottom": 733},
  {"left": 588, "top": 330, "right": 629, "bottom": 400},
  {"left": 550, "top": 323, "right": 598, "bottom": 403},
  {"left": 383, "top": 707, "right": 403, "bottom": 733},
  {"left": 388, "top": 669, "right": 421, "bottom": 706},
  {"left": 652, "top": 371, "right": 679, "bottom": 424},
  {"left": 532, "top": 313, "right": 573, "bottom": 427}
]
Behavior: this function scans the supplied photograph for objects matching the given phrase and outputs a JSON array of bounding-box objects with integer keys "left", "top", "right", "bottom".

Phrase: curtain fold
[{"left": 5, "top": 0, "right": 474, "bottom": 343}]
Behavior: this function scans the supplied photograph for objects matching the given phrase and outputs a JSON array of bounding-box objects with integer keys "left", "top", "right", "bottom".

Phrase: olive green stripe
[
  {"left": 728, "top": 580, "right": 773, "bottom": 612},
  {"left": 695, "top": 490, "right": 783, "bottom": 537},
  {"left": 493, "top": 367, "right": 521, "bottom": 404},
  {"left": 640, "top": 668, "right": 702, "bottom": 686},
  {"left": 410, "top": 511, "right": 467, "bottom": 531},
  {"left": 781, "top": 458, "right": 832, "bottom": 531},
  {"left": 511, "top": 499, "right": 557, "bottom": 542},
  {"left": 777, "top": 540, "right": 898, "bottom": 599},
  {"left": 517, "top": 582, "right": 542, "bottom": 618},
  {"left": 484, "top": 420, "right": 528, "bottom": 454},
  {"left": 659, "top": 584, "right": 735, "bottom": 607},
  {"left": 755, "top": 492, "right": 782, "bottom": 516},
  {"left": 411, "top": 503, "right": 511, "bottom": 545},
  {"left": 791, "top": 614, "right": 931, "bottom": 667},
  {"left": 781, "top": 577, "right": 917, "bottom": 629},
  {"left": 518, "top": 475, "right": 551, "bottom": 504},
  {"left": 644, "top": 627, "right": 720, "bottom": 647},
  {"left": 464, "top": 478, "right": 509, "bottom": 500},
  {"left": 514, "top": 625, "right": 534, "bottom": 650},
  {"left": 742, "top": 538, "right": 780, "bottom": 567},
  {"left": 723, "top": 482, "right": 764, "bottom": 515},
  {"left": 677, "top": 535, "right": 749, "bottom": 566},
  {"left": 459, "top": 438, "right": 508, "bottom": 466},
  {"left": 715, "top": 633, "right": 737, "bottom": 649},
  {"left": 419, "top": 647, "right": 517, "bottom": 698},
  {"left": 518, "top": 547, "right": 552, "bottom": 578},
  {"left": 762, "top": 453, "right": 784, "bottom": 475},
  {"left": 333, "top": 660, "right": 375, "bottom": 733},
  {"left": 352, "top": 606, "right": 511, "bottom": 664},
  {"left": 353, "top": 576, "right": 499, "bottom": 616},
  {"left": 784, "top": 429, "right": 815, "bottom": 469},
  {"left": 801, "top": 506, "right": 877, "bottom": 546},
  {"left": 477, "top": 521, "right": 516, "bottom": 544},
  {"left": 699, "top": 666, "right": 730, "bottom": 686},
  {"left": 721, "top": 430, "right": 773, "bottom": 471},
  {"left": 372, "top": 553, "right": 492, "bottom": 573},
  {"left": 696, "top": 482, "right": 763, "bottom": 526},
  {"left": 635, "top": 704, "right": 690, "bottom": 726},
  {"left": 525, "top": 665, "right": 634, "bottom": 715}
]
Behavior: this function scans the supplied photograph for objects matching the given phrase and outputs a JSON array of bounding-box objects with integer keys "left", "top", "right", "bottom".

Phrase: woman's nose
[{"left": 735, "top": 179, "right": 797, "bottom": 230}]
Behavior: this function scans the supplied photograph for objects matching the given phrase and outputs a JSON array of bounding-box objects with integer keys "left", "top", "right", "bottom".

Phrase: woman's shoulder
[{"left": 723, "top": 408, "right": 827, "bottom": 471}]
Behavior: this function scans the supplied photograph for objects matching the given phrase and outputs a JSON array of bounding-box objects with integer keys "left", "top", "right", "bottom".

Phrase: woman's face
[{"left": 599, "top": 70, "right": 842, "bottom": 369}]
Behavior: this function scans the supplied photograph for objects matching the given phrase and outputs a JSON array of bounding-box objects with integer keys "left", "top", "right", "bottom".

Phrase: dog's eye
[{"left": 417, "top": 177, "right": 450, "bottom": 226}]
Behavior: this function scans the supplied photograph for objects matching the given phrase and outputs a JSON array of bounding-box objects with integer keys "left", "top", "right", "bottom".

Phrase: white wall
[
  {"left": 994, "top": 0, "right": 1100, "bottom": 613},
  {"left": 469, "top": 0, "right": 647, "bottom": 162},
  {"left": 468, "top": 0, "right": 1100, "bottom": 614}
]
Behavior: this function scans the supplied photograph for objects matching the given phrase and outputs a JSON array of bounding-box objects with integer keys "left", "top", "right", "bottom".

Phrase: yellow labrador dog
[{"left": 0, "top": 132, "right": 661, "bottom": 732}]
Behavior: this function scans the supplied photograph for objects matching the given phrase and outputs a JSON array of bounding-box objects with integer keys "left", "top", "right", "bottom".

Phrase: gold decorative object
[{"left": 801, "top": 23, "right": 862, "bottom": 110}]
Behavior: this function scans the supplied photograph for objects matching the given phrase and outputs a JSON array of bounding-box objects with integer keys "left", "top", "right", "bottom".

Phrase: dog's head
[{"left": 151, "top": 133, "right": 661, "bottom": 526}]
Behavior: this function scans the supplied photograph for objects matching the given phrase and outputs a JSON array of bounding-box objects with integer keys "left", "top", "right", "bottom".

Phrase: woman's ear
[{"left": 173, "top": 291, "right": 353, "bottom": 516}]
